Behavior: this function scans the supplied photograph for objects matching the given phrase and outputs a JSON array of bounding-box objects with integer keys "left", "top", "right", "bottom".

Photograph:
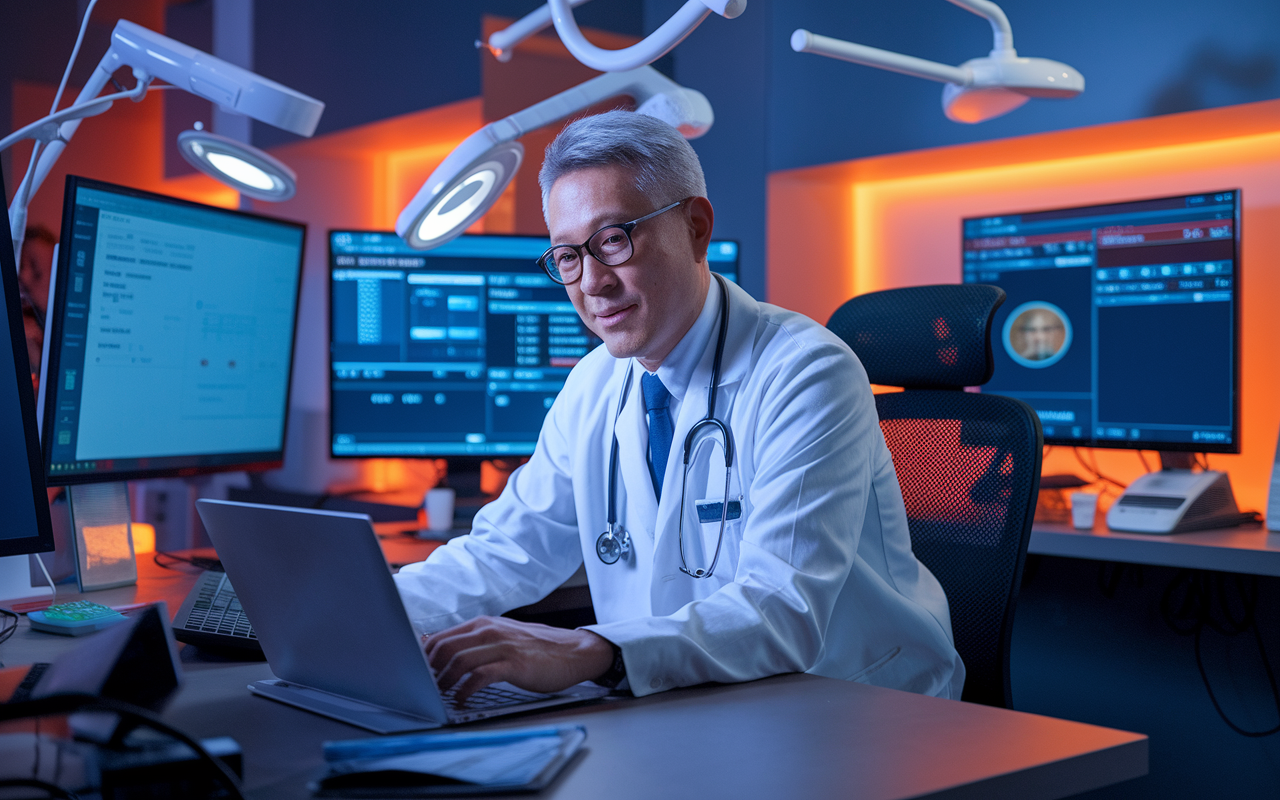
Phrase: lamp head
[
  {"left": 943, "top": 54, "right": 1083, "bottom": 123},
  {"left": 110, "top": 20, "right": 325, "bottom": 137},
  {"left": 177, "top": 130, "right": 297, "bottom": 201},
  {"left": 396, "top": 132, "right": 524, "bottom": 250}
]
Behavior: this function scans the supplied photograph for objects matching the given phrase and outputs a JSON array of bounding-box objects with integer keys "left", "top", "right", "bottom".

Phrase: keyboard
[
  {"left": 441, "top": 683, "right": 552, "bottom": 711},
  {"left": 172, "top": 570, "right": 262, "bottom": 655}
]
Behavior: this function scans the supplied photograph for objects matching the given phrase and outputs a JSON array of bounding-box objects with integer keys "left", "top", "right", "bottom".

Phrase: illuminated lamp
[
  {"left": 397, "top": 66, "right": 713, "bottom": 251},
  {"left": 177, "top": 130, "right": 297, "bottom": 202}
]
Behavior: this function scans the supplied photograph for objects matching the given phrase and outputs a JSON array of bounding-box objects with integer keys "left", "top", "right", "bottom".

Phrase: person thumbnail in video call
[{"left": 1010, "top": 306, "right": 1067, "bottom": 362}]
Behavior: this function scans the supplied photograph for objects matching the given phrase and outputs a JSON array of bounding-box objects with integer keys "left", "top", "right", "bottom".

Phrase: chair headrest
[{"left": 826, "top": 284, "right": 1005, "bottom": 390}]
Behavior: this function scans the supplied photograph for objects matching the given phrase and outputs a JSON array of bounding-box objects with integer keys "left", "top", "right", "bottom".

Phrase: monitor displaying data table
[
  {"left": 329, "top": 231, "right": 740, "bottom": 458},
  {"left": 41, "top": 177, "right": 306, "bottom": 484},
  {"left": 964, "top": 190, "right": 1240, "bottom": 453}
]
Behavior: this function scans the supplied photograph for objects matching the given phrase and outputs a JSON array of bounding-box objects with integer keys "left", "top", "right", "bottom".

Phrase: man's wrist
[{"left": 593, "top": 641, "right": 627, "bottom": 689}]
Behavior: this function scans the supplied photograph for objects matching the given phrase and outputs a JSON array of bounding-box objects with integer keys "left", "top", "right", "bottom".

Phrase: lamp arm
[
  {"left": 483, "top": 0, "right": 594, "bottom": 62},
  {"left": 8, "top": 57, "right": 119, "bottom": 264},
  {"left": 500, "top": 66, "right": 710, "bottom": 140},
  {"left": 545, "top": 0, "right": 741, "bottom": 73},
  {"left": 790, "top": 30, "right": 969, "bottom": 85},
  {"left": 945, "top": 0, "right": 1014, "bottom": 53}
]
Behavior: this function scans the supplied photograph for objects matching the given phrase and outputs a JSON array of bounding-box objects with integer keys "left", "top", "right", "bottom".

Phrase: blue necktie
[{"left": 642, "top": 372, "right": 673, "bottom": 500}]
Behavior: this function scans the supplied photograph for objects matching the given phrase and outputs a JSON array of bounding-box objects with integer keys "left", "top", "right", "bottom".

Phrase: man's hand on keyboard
[{"left": 424, "top": 616, "right": 614, "bottom": 704}]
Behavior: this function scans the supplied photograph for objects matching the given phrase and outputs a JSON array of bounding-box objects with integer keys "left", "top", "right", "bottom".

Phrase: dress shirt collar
[{"left": 643, "top": 277, "right": 719, "bottom": 404}]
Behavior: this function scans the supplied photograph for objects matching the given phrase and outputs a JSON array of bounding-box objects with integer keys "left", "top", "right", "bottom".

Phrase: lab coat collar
[{"left": 653, "top": 279, "right": 719, "bottom": 404}]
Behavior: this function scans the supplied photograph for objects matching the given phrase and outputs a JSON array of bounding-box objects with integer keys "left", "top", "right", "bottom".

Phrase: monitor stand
[
  {"left": 0, "top": 555, "right": 54, "bottom": 608},
  {"left": 1107, "top": 451, "right": 1245, "bottom": 534}
]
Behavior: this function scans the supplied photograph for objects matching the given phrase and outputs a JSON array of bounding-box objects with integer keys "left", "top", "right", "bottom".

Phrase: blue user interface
[
  {"left": 964, "top": 190, "right": 1239, "bottom": 452},
  {"left": 44, "top": 180, "right": 305, "bottom": 482},
  {"left": 329, "top": 231, "right": 739, "bottom": 457}
]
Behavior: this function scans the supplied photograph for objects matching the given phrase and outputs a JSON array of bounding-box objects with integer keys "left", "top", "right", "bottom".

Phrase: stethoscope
[{"left": 596, "top": 274, "right": 734, "bottom": 579}]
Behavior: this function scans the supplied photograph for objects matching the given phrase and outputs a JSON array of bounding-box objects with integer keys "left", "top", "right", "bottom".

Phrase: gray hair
[{"left": 539, "top": 110, "right": 707, "bottom": 218}]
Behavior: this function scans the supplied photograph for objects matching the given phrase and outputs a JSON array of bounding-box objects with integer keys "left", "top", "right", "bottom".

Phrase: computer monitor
[
  {"left": 0, "top": 166, "right": 56, "bottom": 565},
  {"left": 963, "top": 190, "right": 1240, "bottom": 455},
  {"left": 40, "top": 177, "right": 306, "bottom": 485},
  {"left": 329, "top": 231, "right": 740, "bottom": 459}
]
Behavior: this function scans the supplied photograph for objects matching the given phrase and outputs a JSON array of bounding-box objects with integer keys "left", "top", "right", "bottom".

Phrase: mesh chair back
[
  {"left": 876, "top": 391, "right": 1041, "bottom": 707},
  {"left": 826, "top": 284, "right": 1003, "bottom": 389},
  {"left": 828, "top": 284, "right": 1041, "bottom": 707}
]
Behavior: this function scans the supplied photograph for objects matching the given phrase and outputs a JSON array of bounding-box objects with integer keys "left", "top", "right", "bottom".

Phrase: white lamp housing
[
  {"left": 396, "top": 66, "right": 713, "bottom": 251},
  {"left": 6, "top": 18, "right": 325, "bottom": 259},
  {"left": 484, "top": 0, "right": 746, "bottom": 72},
  {"left": 177, "top": 130, "right": 298, "bottom": 201},
  {"left": 791, "top": 0, "right": 1083, "bottom": 123}
]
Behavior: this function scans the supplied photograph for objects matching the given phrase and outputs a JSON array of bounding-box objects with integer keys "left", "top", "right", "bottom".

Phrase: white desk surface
[{"left": 1028, "top": 521, "right": 1280, "bottom": 576}]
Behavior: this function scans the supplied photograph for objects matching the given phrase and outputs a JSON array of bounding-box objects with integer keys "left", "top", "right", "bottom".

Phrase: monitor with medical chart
[
  {"left": 963, "top": 189, "right": 1240, "bottom": 453},
  {"left": 328, "top": 230, "right": 740, "bottom": 458},
  {"left": 40, "top": 177, "right": 306, "bottom": 485}
]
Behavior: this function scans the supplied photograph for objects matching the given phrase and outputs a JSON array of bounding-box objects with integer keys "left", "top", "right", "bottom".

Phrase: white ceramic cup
[
  {"left": 425, "top": 487, "right": 456, "bottom": 532},
  {"left": 1070, "top": 491, "right": 1099, "bottom": 530}
]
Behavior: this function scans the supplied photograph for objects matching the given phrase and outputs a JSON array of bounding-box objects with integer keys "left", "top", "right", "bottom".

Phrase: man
[
  {"left": 1013, "top": 307, "right": 1067, "bottom": 362},
  {"left": 394, "top": 111, "right": 963, "bottom": 702}
]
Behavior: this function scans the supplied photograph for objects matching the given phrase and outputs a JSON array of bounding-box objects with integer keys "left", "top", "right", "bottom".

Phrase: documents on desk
[{"left": 312, "top": 725, "right": 587, "bottom": 796}]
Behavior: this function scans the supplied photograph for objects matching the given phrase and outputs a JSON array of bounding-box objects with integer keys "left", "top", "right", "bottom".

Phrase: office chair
[{"left": 827, "top": 284, "right": 1042, "bottom": 708}]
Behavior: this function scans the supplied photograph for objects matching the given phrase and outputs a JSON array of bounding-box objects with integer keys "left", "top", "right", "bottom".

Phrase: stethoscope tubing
[{"left": 597, "top": 274, "right": 733, "bottom": 577}]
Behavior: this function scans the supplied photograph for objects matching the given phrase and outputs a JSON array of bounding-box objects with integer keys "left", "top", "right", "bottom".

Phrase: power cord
[
  {"left": 1160, "top": 569, "right": 1280, "bottom": 737},
  {"left": 153, "top": 552, "right": 223, "bottom": 573},
  {"left": 0, "top": 694, "right": 244, "bottom": 800}
]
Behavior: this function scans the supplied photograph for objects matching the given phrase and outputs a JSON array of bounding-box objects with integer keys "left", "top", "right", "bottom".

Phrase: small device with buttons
[{"left": 28, "top": 601, "right": 128, "bottom": 636}]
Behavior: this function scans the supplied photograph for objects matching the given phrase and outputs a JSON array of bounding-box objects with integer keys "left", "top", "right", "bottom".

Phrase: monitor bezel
[
  {"left": 41, "top": 176, "right": 308, "bottom": 486},
  {"left": 963, "top": 188, "right": 1242, "bottom": 455},
  {"left": 0, "top": 164, "right": 56, "bottom": 557},
  {"left": 325, "top": 229, "right": 741, "bottom": 461}
]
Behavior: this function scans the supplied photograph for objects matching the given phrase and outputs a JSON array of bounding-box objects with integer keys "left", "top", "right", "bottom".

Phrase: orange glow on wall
[{"left": 768, "top": 99, "right": 1280, "bottom": 515}]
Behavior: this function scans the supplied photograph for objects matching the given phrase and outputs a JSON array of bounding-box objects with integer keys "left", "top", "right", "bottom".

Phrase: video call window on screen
[
  {"left": 964, "top": 190, "right": 1240, "bottom": 453},
  {"left": 328, "top": 231, "right": 740, "bottom": 458}
]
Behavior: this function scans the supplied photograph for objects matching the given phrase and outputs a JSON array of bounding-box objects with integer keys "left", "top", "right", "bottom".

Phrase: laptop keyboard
[
  {"left": 441, "top": 683, "right": 552, "bottom": 711},
  {"left": 182, "top": 571, "right": 257, "bottom": 641}
]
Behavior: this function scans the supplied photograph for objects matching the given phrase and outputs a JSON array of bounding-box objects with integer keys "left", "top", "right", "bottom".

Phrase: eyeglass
[{"left": 537, "top": 198, "right": 687, "bottom": 285}]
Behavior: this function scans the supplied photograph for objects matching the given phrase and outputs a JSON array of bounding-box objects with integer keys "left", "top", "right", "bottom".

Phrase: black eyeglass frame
[{"left": 536, "top": 198, "right": 688, "bottom": 285}]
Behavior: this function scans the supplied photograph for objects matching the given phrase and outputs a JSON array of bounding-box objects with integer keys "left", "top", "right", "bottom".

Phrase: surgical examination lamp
[
  {"left": 792, "top": 0, "right": 1083, "bottom": 123},
  {"left": 4, "top": 15, "right": 325, "bottom": 260},
  {"left": 481, "top": 0, "right": 746, "bottom": 72},
  {"left": 396, "top": 66, "right": 713, "bottom": 251}
]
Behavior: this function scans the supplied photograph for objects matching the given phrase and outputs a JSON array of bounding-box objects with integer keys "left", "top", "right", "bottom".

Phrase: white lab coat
[{"left": 395, "top": 279, "right": 964, "bottom": 699}]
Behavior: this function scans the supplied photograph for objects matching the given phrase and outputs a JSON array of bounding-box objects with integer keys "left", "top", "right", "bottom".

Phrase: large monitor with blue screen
[
  {"left": 964, "top": 190, "right": 1240, "bottom": 453},
  {"left": 40, "top": 177, "right": 306, "bottom": 484},
  {"left": 329, "top": 230, "right": 740, "bottom": 458},
  {"left": 0, "top": 165, "right": 55, "bottom": 561}
]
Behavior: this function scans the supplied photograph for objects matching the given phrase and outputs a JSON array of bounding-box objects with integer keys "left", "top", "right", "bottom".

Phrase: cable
[
  {"left": 1160, "top": 570, "right": 1280, "bottom": 737},
  {"left": 153, "top": 551, "right": 223, "bottom": 573},
  {"left": 1072, "top": 447, "right": 1127, "bottom": 489},
  {"left": 33, "top": 553, "right": 57, "bottom": 600},
  {"left": 50, "top": 0, "right": 101, "bottom": 115},
  {"left": 1136, "top": 450, "right": 1154, "bottom": 474},
  {"left": 0, "top": 606, "right": 19, "bottom": 647},
  {"left": 0, "top": 694, "right": 244, "bottom": 800}
]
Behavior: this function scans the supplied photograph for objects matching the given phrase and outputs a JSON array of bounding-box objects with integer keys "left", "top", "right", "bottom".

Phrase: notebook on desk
[{"left": 193, "top": 499, "right": 609, "bottom": 734}]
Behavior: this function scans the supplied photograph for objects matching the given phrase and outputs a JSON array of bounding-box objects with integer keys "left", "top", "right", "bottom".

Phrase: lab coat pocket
[{"left": 847, "top": 646, "right": 902, "bottom": 683}]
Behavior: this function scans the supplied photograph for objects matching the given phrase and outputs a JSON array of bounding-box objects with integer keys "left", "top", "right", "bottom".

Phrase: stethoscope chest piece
[{"left": 596, "top": 525, "right": 631, "bottom": 565}]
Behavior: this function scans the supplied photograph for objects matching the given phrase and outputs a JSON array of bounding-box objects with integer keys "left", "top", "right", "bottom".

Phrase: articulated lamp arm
[{"left": 483, "top": 0, "right": 745, "bottom": 72}]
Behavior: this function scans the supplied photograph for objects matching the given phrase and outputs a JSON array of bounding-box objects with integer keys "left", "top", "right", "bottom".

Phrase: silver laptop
[{"left": 195, "top": 499, "right": 608, "bottom": 734}]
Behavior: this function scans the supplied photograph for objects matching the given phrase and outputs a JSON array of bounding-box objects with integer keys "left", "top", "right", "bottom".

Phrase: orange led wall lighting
[{"left": 768, "top": 98, "right": 1280, "bottom": 513}]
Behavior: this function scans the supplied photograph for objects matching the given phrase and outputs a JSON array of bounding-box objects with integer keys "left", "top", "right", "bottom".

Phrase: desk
[
  {"left": 1029, "top": 521, "right": 1280, "bottom": 576},
  {"left": 2, "top": 556, "right": 1148, "bottom": 800}
]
